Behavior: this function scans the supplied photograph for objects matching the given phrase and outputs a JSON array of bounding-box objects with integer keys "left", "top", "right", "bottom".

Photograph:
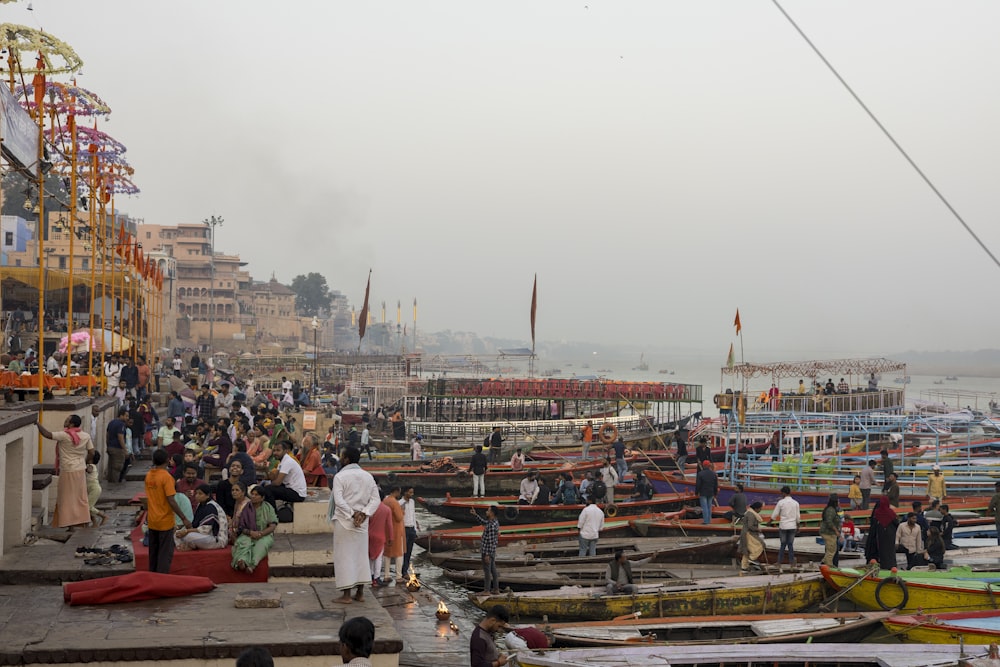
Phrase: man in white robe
[{"left": 329, "top": 445, "right": 381, "bottom": 603}]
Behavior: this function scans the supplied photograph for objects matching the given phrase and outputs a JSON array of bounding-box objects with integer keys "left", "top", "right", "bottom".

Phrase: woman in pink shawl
[{"left": 37, "top": 414, "right": 94, "bottom": 528}]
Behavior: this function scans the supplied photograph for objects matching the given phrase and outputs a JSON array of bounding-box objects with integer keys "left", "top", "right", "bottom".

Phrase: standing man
[
  {"left": 885, "top": 473, "right": 901, "bottom": 508},
  {"left": 120, "top": 357, "right": 139, "bottom": 397},
  {"left": 216, "top": 382, "right": 234, "bottom": 420},
  {"left": 577, "top": 495, "right": 604, "bottom": 557},
  {"left": 399, "top": 486, "right": 419, "bottom": 579},
  {"left": 605, "top": 550, "right": 636, "bottom": 596},
  {"left": 612, "top": 436, "right": 627, "bottom": 482},
  {"left": 144, "top": 449, "right": 192, "bottom": 573},
  {"left": 136, "top": 357, "right": 152, "bottom": 400},
  {"left": 489, "top": 426, "right": 504, "bottom": 465},
  {"left": 330, "top": 446, "right": 382, "bottom": 603},
  {"left": 360, "top": 423, "right": 373, "bottom": 461},
  {"left": 263, "top": 440, "right": 307, "bottom": 509},
  {"left": 105, "top": 407, "right": 130, "bottom": 484},
  {"left": 819, "top": 494, "right": 841, "bottom": 567},
  {"left": 927, "top": 464, "right": 947, "bottom": 502},
  {"left": 195, "top": 384, "right": 215, "bottom": 424},
  {"left": 470, "top": 505, "right": 501, "bottom": 595},
  {"left": 859, "top": 459, "right": 877, "bottom": 510},
  {"left": 36, "top": 414, "right": 94, "bottom": 528},
  {"left": 738, "top": 501, "right": 766, "bottom": 573},
  {"left": 410, "top": 434, "right": 422, "bottom": 461},
  {"left": 694, "top": 460, "right": 718, "bottom": 525},
  {"left": 382, "top": 486, "right": 406, "bottom": 584},
  {"left": 581, "top": 421, "right": 593, "bottom": 460},
  {"left": 880, "top": 448, "right": 895, "bottom": 492},
  {"left": 171, "top": 352, "right": 183, "bottom": 378},
  {"left": 896, "top": 512, "right": 928, "bottom": 569},
  {"left": 674, "top": 429, "right": 688, "bottom": 470},
  {"left": 470, "top": 605, "right": 510, "bottom": 667},
  {"left": 469, "top": 444, "right": 488, "bottom": 498},
  {"left": 940, "top": 504, "right": 958, "bottom": 549},
  {"left": 599, "top": 457, "right": 618, "bottom": 504},
  {"left": 770, "top": 485, "right": 801, "bottom": 568}
]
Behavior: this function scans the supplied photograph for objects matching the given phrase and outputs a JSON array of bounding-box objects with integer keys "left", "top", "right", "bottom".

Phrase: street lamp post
[
  {"left": 311, "top": 316, "right": 319, "bottom": 400},
  {"left": 203, "top": 215, "right": 224, "bottom": 353}
]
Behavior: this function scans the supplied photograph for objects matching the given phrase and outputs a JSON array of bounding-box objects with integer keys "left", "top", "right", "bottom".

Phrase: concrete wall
[
  {"left": 0, "top": 397, "right": 117, "bottom": 551},
  {"left": 0, "top": 412, "right": 40, "bottom": 554}
]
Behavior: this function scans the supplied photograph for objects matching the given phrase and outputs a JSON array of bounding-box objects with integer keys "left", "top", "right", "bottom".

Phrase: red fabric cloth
[
  {"left": 512, "top": 626, "right": 550, "bottom": 649},
  {"left": 63, "top": 571, "right": 215, "bottom": 605},
  {"left": 130, "top": 523, "right": 268, "bottom": 584}
]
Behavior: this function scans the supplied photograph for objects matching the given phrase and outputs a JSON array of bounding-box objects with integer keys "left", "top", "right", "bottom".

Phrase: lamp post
[
  {"left": 311, "top": 316, "right": 319, "bottom": 400},
  {"left": 203, "top": 215, "right": 223, "bottom": 353}
]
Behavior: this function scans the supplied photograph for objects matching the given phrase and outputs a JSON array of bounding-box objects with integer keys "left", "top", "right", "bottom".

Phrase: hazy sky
[{"left": 9, "top": 1, "right": 1000, "bottom": 355}]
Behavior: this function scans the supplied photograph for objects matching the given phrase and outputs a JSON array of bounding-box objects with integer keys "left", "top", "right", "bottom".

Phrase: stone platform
[{"left": 0, "top": 581, "right": 403, "bottom": 666}]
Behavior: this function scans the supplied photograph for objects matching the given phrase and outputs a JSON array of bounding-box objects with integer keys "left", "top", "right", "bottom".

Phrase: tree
[{"left": 290, "top": 272, "right": 331, "bottom": 316}]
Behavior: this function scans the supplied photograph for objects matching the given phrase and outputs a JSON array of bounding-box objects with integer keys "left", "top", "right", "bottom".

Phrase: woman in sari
[
  {"left": 738, "top": 500, "right": 766, "bottom": 573},
  {"left": 231, "top": 484, "right": 277, "bottom": 574},
  {"left": 228, "top": 481, "right": 251, "bottom": 546},
  {"left": 176, "top": 484, "right": 229, "bottom": 550}
]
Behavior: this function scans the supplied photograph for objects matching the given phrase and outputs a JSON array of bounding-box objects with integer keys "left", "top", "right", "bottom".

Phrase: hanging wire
[{"left": 772, "top": 0, "right": 1000, "bottom": 272}]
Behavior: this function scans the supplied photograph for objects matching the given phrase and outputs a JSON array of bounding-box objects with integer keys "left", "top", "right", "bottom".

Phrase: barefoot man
[{"left": 329, "top": 445, "right": 381, "bottom": 604}]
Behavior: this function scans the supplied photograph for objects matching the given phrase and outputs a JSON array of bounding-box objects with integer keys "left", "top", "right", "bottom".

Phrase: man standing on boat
[
  {"left": 738, "top": 500, "right": 766, "bottom": 573},
  {"left": 488, "top": 426, "right": 504, "bottom": 464},
  {"left": 770, "top": 486, "right": 800, "bottom": 568},
  {"left": 581, "top": 421, "right": 594, "bottom": 459},
  {"left": 612, "top": 436, "right": 628, "bottom": 482},
  {"left": 859, "top": 460, "right": 877, "bottom": 510},
  {"left": 598, "top": 458, "right": 618, "bottom": 504},
  {"left": 577, "top": 495, "right": 604, "bottom": 557},
  {"left": 694, "top": 460, "right": 718, "bottom": 525},
  {"left": 927, "top": 464, "right": 946, "bottom": 502},
  {"left": 885, "top": 473, "right": 901, "bottom": 508},
  {"left": 470, "top": 505, "right": 500, "bottom": 595},
  {"left": 604, "top": 550, "right": 636, "bottom": 596},
  {"left": 469, "top": 445, "right": 489, "bottom": 498},
  {"left": 879, "top": 449, "right": 895, "bottom": 491}
]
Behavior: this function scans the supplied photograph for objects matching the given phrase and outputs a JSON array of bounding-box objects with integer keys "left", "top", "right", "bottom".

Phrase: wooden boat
[
  {"left": 417, "top": 492, "right": 696, "bottom": 525},
  {"left": 514, "top": 643, "right": 994, "bottom": 667},
  {"left": 541, "top": 610, "right": 892, "bottom": 647},
  {"left": 371, "top": 457, "right": 618, "bottom": 496},
  {"left": 416, "top": 513, "right": 674, "bottom": 552},
  {"left": 468, "top": 572, "right": 827, "bottom": 621},
  {"left": 427, "top": 535, "right": 736, "bottom": 570},
  {"left": 883, "top": 609, "right": 1000, "bottom": 644},
  {"left": 820, "top": 564, "right": 1000, "bottom": 613},
  {"left": 442, "top": 561, "right": 731, "bottom": 591},
  {"left": 762, "top": 536, "right": 865, "bottom": 564},
  {"left": 630, "top": 515, "right": 836, "bottom": 539}
]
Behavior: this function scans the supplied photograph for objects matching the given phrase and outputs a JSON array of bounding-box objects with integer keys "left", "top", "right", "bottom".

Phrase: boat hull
[
  {"left": 883, "top": 610, "right": 1000, "bottom": 644},
  {"left": 820, "top": 565, "right": 1000, "bottom": 613},
  {"left": 468, "top": 573, "right": 827, "bottom": 621},
  {"left": 372, "top": 459, "right": 608, "bottom": 496},
  {"left": 415, "top": 515, "right": 658, "bottom": 552},
  {"left": 417, "top": 493, "right": 696, "bottom": 525}
]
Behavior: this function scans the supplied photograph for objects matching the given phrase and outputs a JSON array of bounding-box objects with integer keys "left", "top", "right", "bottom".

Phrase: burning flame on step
[
  {"left": 436, "top": 599, "right": 451, "bottom": 621},
  {"left": 406, "top": 565, "right": 421, "bottom": 591}
]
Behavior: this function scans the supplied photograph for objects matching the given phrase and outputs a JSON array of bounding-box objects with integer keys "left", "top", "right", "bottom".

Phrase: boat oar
[
  {"left": 499, "top": 417, "right": 575, "bottom": 466},
  {"left": 615, "top": 392, "right": 682, "bottom": 495}
]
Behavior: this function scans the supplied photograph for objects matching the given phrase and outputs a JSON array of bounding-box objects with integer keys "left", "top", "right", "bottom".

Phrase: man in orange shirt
[
  {"left": 145, "top": 449, "right": 193, "bottom": 573},
  {"left": 581, "top": 421, "right": 594, "bottom": 459}
]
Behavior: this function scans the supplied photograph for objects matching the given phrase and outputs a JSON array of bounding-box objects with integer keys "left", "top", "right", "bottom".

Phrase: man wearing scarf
[{"left": 37, "top": 414, "right": 94, "bottom": 528}]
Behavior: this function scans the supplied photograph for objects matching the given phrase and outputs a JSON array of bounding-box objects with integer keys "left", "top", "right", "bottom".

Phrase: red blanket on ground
[
  {"left": 129, "top": 523, "right": 268, "bottom": 584},
  {"left": 63, "top": 571, "right": 215, "bottom": 605}
]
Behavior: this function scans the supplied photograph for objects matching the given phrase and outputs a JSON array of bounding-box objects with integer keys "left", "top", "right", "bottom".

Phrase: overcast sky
[{"left": 10, "top": 1, "right": 1000, "bottom": 355}]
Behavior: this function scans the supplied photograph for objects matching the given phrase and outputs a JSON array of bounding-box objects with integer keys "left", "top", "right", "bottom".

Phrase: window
[
  {"left": 82, "top": 258, "right": 88, "bottom": 270},
  {"left": 4, "top": 232, "right": 12, "bottom": 246},
  {"left": 58, "top": 257, "right": 66, "bottom": 269},
  {"left": 146, "top": 232, "right": 151, "bottom": 239},
  {"left": 15, "top": 259, "right": 20, "bottom": 267}
]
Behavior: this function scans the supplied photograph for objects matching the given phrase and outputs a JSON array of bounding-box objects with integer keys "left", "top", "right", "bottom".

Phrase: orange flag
[
  {"left": 116, "top": 226, "right": 126, "bottom": 256},
  {"left": 734, "top": 309, "right": 742, "bottom": 335}
]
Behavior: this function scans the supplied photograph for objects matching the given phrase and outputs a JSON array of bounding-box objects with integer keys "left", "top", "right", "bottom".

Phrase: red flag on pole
[
  {"left": 116, "top": 226, "right": 126, "bottom": 256},
  {"left": 530, "top": 274, "right": 538, "bottom": 352},
  {"left": 734, "top": 309, "right": 742, "bottom": 335},
  {"left": 358, "top": 270, "right": 372, "bottom": 341}
]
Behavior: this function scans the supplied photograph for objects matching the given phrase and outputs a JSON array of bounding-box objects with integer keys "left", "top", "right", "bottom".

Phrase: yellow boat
[
  {"left": 883, "top": 610, "right": 1000, "bottom": 643},
  {"left": 468, "top": 572, "right": 826, "bottom": 621},
  {"left": 821, "top": 565, "right": 1000, "bottom": 613}
]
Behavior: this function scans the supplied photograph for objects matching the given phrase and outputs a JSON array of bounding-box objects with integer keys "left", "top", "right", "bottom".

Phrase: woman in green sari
[{"left": 231, "top": 484, "right": 278, "bottom": 574}]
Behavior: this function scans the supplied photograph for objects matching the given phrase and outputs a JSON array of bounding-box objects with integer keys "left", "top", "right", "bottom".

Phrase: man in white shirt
[
  {"left": 281, "top": 376, "right": 293, "bottom": 394},
  {"left": 518, "top": 472, "right": 539, "bottom": 505},
  {"left": 263, "top": 440, "right": 307, "bottom": 508},
  {"left": 216, "top": 382, "right": 234, "bottom": 419},
  {"left": 410, "top": 434, "right": 422, "bottom": 461},
  {"left": 103, "top": 354, "right": 123, "bottom": 388},
  {"left": 400, "top": 486, "right": 419, "bottom": 579},
  {"left": 599, "top": 458, "right": 619, "bottom": 504},
  {"left": 45, "top": 354, "right": 60, "bottom": 376},
  {"left": 360, "top": 425, "right": 373, "bottom": 461},
  {"left": 171, "top": 353, "right": 183, "bottom": 378},
  {"left": 156, "top": 417, "right": 181, "bottom": 448},
  {"left": 770, "top": 485, "right": 801, "bottom": 567},
  {"left": 328, "top": 445, "right": 382, "bottom": 603},
  {"left": 577, "top": 495, "right": 605, "bottom": 557}
]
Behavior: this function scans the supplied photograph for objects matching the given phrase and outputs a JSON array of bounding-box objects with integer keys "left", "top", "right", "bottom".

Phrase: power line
[{"left": 772, "top": 0, "right": 1000, "bottom": 272}]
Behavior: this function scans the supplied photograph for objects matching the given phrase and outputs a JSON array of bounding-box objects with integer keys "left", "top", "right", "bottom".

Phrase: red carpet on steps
[
  {"left": 129, "top": 523, "right": 268, "bottom": 584},
  {"left": 63, "top": 571, "right": 216, "bottom": 605}
]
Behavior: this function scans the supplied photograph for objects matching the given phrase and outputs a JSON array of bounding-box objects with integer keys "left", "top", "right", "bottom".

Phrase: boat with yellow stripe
[
  {"left": 820, "top": 564, "right": 1000, "bottom": 613},
  {"left": 468, "top": 572, "right": 826, "bottom": 621},
  {"left": 883, "top": 610, "right": 1000, "bottom": 643}
]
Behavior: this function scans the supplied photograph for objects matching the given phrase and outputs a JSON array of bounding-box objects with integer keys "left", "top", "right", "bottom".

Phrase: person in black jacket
[
  {"left": 532, "top": 477, "right": 551, "bottom": 505},
  {"left": 469, "top": 445, "right": 489, "bottom": 498},
  {"left": 694, "top": 460, "right": 718, "bottom": 524}
]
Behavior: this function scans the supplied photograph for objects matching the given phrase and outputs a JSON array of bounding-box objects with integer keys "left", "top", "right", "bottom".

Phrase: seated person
[
  {"left": 227, "top": 440, "right": 258, "bottom": 487},
  {"left": 262, "top": 440, "right": 307, "bottom": 508},
  {"left": 231, "top": 484, "right": 277, "bottom": 574},
  {"left": 532, "top": 477, "right": 552, "bottom": 505},
  {"left": 552, "top": 473, "right": 578, "bottom": 505},
  {"left": 215, "top": 458, "right": 250, "bottom": 517},
  {"left": 201, "top": 423, "right": 233, "bottom": 470},
  {"left": 175, "top": 484, "right": 229, "bottom": 550},
  {"left": 299, "top": 434, "right": 326, "bottom": 487},
  {"left": 605, "top": 550, "right": 636, "bottom": 596},
  {"left": 631, "top": 471, "right": 654, "bottom": 501}
]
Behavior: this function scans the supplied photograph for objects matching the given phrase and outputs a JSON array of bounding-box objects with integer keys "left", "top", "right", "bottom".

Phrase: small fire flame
[
  {"left": 437, "top": 600, "right": 449, "bottom": 614},
  {"left": 406, "top": 565, "right": 421, "bottom": 591}
]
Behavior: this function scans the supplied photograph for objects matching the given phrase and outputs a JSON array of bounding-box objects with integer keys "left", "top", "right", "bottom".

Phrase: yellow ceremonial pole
[
  {"left": 86, "top": 145, "right": 98, "bottom": 394},
  {"left": 98, "top": 160, "right": 109, "bottom": 391},
  {"left": 67, "top": 111, "right": 77, "bottom": 379},
  {"left": 35, "top": 59, "right": 46, "bottom": 461}
]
